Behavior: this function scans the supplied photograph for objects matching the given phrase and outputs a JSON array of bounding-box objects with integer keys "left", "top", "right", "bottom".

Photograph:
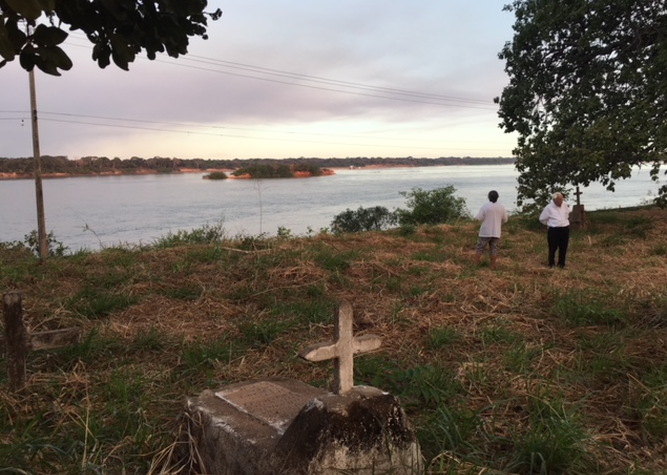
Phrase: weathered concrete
[
  {"left": 570, "top": 204, "right": 586, "bottom": 229},
  {"left": 275, "top": 385, "right": 422, "bottom": 475},
  {"left": 185, "top": 378, "right": 422, "bottom": 475}
]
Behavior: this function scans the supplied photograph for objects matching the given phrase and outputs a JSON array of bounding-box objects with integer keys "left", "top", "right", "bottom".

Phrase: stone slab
[
  {"left": 185, "top": 379, "right": 423, "bottom": 475},
  {"left": 215, "top": 380, "right": 320, "bottom": 432}
]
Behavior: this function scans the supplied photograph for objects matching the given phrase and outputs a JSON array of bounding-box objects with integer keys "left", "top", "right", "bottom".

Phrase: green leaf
[
  {"left": 37, "top": 44, "right": 73, "bottom": 72},
  {"left": 0, "top": 23, "right": 16, "bottom": 61},
  {"left": 47, "top": 45, "right": 73, "bottom": 71},
  {"left": 4, "top": 18, "right": 27, "bottom": 48},
  {"left": 92, "top": 43, "right": 112, "bottom": 69},
  {"left": 5, "top": 0, "right": 44, "bottom": 21},
  {"left": 110, "top": 33, "right": 134, "bottom": 70},
  {"left": 35, "top": 56, "right": 61, "bottom": 76},
  {"left": 19, "top": 47, "right": 36, "bottom": 71},
  {"left": 32, "top": 24, "right": 68, "bottom": 46}
]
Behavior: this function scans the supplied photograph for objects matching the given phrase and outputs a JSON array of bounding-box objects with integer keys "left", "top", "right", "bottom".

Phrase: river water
[{"left": 0, "top": 164, "right": 662, "bottom": 251}]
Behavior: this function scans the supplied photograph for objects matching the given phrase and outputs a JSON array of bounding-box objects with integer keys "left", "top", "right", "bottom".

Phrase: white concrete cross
[{"left": 299, "top": 300, "right": 382, "bottom": 394}]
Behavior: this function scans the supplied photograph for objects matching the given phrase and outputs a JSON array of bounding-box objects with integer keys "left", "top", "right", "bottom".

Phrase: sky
[{"left": 0, "top": 1, "right": 519, "bottom": 161}]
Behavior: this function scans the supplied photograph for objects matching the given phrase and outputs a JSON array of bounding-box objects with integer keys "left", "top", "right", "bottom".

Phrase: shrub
[
  {"left": 204, "top": 171, "right": 228, "bottom": 180},
  {"left": 395, "top": 186, "right": 469, "bottom": 226},
  {"left": 292, "top": 163, "right": 323, "bottom": 176},
  {"left": 23, "top": 230, "right": 69, "bottom": 257},
  {"left": 330, "top": 206, "right": 398, "bottom": 234},
  {"left": 232, "top": 164, "right": 292, "bottom": 178},
  {"left": 152, "top": 223, "right": 226, "bottom": 248}
]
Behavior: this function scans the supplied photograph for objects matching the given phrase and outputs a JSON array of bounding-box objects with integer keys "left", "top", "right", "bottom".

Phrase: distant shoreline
[{"left": 0, "top": 162, "right": 514, "bottom": 180}]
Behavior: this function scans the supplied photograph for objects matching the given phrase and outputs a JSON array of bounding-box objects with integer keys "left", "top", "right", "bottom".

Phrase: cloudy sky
[{"left": 1, "top": 1, "right": 519, "bottom": 160}]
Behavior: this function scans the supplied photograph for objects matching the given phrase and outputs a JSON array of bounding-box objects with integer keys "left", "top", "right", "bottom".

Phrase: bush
[
  {"left": 395, "top": 186, "right": 469, "bottom": 226},
  {"left": 204, "top": 171, "right": 228, "bottom": 180},
  {"left": 23, "top": 230, "right": 69, "bottom": 257},
  {"left": 152, "top": 223, "right": 226, "bottom": 248},
  {"left": 232, "top": 164, "right": 292, "bottom": 178},
  {"left": 330, "top": 206, "right": 398, "bottom": 234}
]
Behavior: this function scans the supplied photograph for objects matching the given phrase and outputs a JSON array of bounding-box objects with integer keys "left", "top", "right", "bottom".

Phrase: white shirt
[
  {"left": 475, "top": 201, "right": 508, "bottom": 238},
  {"left": 539, "top": 201, "right": 570, "bottom": 227}
]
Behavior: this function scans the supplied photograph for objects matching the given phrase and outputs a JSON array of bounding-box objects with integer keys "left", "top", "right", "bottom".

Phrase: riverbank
[
  {"left": 0, "top": 161, "right": 484, "bottom": 180},
  {"left": 0, "top": 167, "right": 336, "bottom": 180},
  {"left": 2, "top": 206, "right": 667, "bottom": 473},
  {"left": 0, "top": 165, "right": 428, "bottom": 180}
]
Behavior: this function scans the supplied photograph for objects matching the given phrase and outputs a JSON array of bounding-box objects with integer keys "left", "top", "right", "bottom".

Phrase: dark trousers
[{"left": 547, "top": 226, "right": 570, "bottom": 267}]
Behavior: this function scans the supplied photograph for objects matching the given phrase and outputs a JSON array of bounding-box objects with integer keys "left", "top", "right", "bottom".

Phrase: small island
[{"left": 203, "top": 163, "right": 334, "bottom": 180}]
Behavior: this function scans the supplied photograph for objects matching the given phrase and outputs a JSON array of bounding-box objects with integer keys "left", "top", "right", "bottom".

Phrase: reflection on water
[{"left": 0, "top": 164, "right": 662, "bottom": 251}]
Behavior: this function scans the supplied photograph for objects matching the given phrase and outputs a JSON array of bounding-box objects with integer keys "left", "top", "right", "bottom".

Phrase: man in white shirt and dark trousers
[
  {"left": 539, "top": 192, "right": 571, "bottom": 268},
  {"left": 475, "top": 190, "right": 509, "bottom": 270}
]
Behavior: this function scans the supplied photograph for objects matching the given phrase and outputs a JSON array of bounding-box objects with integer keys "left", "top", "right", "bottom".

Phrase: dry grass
[{"left": 2, "top": 206, "right": 667, "bottom": 474}]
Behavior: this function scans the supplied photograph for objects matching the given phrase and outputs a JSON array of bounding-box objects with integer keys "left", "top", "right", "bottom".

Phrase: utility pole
[{"left": 29, "top": 67, "right": 48, "bottom": 259}]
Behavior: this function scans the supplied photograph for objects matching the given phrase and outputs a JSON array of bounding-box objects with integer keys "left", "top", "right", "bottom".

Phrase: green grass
[
  {"left": 2, "top": 209, "right": 667, "bottom": 474},
  {"left": 504, "top": 395, "right": 595, "bottom": 475},
  {"left": 428, "top": 326, "right": 462, "bottom": 349},
  {"left": 552, "top": 289, "right": 628, "bottom": 327},
  {"left": 66, "top": 288, "right": 139, "bottom": 319}
]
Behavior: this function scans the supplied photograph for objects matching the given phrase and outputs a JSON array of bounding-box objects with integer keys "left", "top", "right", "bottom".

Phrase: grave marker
[
  {"left": 299, "top": 300, "right": 381, "bottom": 394},
  {"left": 184, "top": 300, "right": 422, "bottom": 474},
  {"left": 2, "top": 291, "right": 81, "bottom": 392},
  {"left": 570, "top": 186, "right": 587, "bottom": 228},
  {"left": 216, "top": 380, "right": 319, "bottom": 432}
]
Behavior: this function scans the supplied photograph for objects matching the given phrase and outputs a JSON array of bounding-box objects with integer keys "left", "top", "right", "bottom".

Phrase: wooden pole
[
  {"left": 29, "top": 67, "right": 48, "bottom": 259},
  {"left": 4, "top": 291, "right": 28, "bottom": 392}
]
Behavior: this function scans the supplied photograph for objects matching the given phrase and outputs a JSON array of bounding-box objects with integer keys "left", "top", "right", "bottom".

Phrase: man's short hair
[
  {"left": 553, "top": 192, "right": 563, "bottom": 199},
  {"left": 488, "top": 190, "right": 499, "bottom": 203}
]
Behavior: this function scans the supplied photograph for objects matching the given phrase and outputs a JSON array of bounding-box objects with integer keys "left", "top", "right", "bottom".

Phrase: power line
[
  {"left": 182, "top": 54, "right": 495, "bottom": 106},
  {"left": 2, "top": 36, "right": 511, "bottom": 154},
  {"left": 63, "top": 36, "right": 498, "bottom": 110}
]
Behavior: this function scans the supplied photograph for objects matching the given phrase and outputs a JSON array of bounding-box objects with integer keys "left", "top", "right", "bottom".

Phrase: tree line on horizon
[{"left": 0, "top": 156, "right": 515, "bottom": 176}]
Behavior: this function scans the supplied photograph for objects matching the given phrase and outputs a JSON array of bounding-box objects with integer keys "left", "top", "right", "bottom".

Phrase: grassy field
[{"left": 1, "top": 206, "right": 667, "bottom": 475}]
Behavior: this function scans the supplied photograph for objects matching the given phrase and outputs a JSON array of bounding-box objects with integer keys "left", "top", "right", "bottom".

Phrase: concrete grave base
[{"left": 185, "top": 378, "right": 422, "bottom": 475}]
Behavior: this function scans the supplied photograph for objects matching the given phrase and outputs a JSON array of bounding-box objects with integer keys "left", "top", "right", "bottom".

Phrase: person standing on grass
[
  {"left": 475, "top": 190, "right": 509, "bottom": 270},
  {"left": 539, "top": 191, "right": 571, "bottom": 268}
]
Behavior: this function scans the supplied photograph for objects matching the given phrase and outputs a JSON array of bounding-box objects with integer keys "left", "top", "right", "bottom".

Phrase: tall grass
[{"left": 2, "top": 208, "right": 667, "bottom": 474}]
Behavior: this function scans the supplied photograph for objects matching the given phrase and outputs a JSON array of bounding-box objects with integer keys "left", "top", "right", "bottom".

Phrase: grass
[{"left": 1, "top": 206, "right": 667, "bottom": 474}]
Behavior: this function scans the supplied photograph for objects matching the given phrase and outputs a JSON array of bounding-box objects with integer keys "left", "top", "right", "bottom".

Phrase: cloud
[{"left": 0, "top": 0, "right": 517, "bottom": 159}]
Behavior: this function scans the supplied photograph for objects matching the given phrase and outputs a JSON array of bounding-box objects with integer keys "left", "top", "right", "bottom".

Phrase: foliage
[
  {"left": 232, "top": 164, "right": 294, "bottom": 178},
  {"left": 496, "top": 0, "right": 667, "bottom": 209},
  {"left": 23, "top": 229, "right": 68, "bottom": 257},
  {"left": 505, "top": 395, "right": 594, "bottom": 475},
  {"left": 395, "top": 186, "right": 469, "bottom": 226},
  {"left": 292, "top": 163, "right": 323, "bottom": 176},
  {"left": 232, "top": 163, "right": 330, "bottom": 178},
  {"left": 0, "top": 156, "right": 514, "bottom": 176},
  {"left": 151, "top": 222, "right": 226, "bottom": 248},
  {"left": 330, "top": 206, "right": 398, "bottom": 234},
  {"left": 0, "top": 0, "right": 222, "bottom": 75},
  {"left": 552, "top": 289, "right": 628, "bottom": 327},
  {"left": 204, "top": 171, "right": 228, "bottom": 180}
]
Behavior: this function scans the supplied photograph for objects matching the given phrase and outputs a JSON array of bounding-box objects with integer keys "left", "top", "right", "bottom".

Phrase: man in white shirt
[
  {"left": 539, "top": 192, "right": 571, "bottom": 268},
  {"left": 475, "top": 190, "right": 509, "bottom": 270}
]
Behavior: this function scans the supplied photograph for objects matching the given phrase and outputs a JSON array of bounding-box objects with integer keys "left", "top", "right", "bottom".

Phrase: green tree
[
  {"left": 496, "top": 0, "right": 667, "bottom": 208},
  {"left": 0, "top": 0, "right": 222, "bottom": 75},
  {"left": 395, "top": 186, "right": 468, "bottom": 226}
]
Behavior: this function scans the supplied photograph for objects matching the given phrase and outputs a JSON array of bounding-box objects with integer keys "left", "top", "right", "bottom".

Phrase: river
[{"left": 0, "top": 164, "right": 662, "bottom": 252}]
